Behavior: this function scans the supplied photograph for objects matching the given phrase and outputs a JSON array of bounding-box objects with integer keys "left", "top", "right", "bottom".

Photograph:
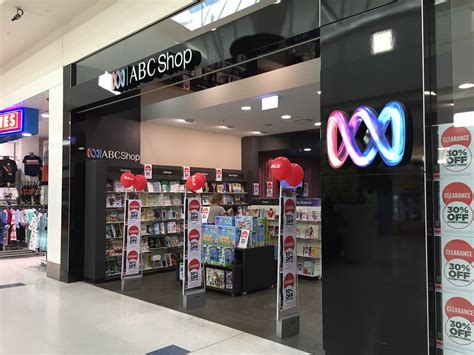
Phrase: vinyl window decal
[{"left": 327, "top": 101, "right": 407, "bottom": 169}]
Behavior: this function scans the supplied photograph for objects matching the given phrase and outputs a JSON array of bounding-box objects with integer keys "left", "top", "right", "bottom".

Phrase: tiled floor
[{"left": 0, "top": 257, "right": 309, "bottom": 354}]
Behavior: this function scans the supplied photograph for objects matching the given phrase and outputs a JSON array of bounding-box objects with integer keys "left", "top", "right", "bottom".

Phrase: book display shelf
[
  {"left": 248, "top": 198, "right": 322, "bottom": 279},
  {"left": 103, "top": 165, "right": 248, "bottom": 280}
]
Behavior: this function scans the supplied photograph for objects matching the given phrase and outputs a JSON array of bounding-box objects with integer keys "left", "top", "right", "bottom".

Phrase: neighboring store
[{"left": 55, "top": 1, "right": 474, "bottom": 355}]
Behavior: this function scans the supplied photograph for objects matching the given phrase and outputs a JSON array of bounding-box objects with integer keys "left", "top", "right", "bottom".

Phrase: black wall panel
[{"left": 320, "top": 0, "right": 428, "bottom": 354}]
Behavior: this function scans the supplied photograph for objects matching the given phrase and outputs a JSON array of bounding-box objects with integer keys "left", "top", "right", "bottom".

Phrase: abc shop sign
[
  {"left": 111, "top": 48, "right": 201, "bottom": 92},
  {"left": 86, "top": 148, "right": 140, "bottom": 162}
]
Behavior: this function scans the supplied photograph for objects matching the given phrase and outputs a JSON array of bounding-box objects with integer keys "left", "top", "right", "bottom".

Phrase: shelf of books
[
  {"left": 104, "top": 166, "right": 248, "bottom": 279},
  {"left": 248, "top": 198, "right": 322, "bottom": 279}
]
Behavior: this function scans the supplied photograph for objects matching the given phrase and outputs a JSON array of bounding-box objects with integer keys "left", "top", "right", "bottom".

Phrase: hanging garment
[
  {"left": 9, "top": 210, "right": 17, "bottom": 241},
  {"left": 28, "top": 213, "right": 39, "bottom": 251},
  {"left": 38, "top": 213, "right": 47, "bottom": 252}
]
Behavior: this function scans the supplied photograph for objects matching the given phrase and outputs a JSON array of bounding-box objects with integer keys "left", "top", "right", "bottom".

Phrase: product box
[
  {"left": 208, "top": 245, "right": 219, "bottom": 264},
  {"left": 202, "top": 224, "right": 218, "bottom": 244},
  {"left": 215, "top": 216, "right": 235, "bottom": 227},
  {"left": 206, "top": 267, "right": 225, "bottom": 289},
  {"left": 225, "top": 270, "right": 233, "bottom": 290},
  {"left": 218, "top": 246, "right": 235, "bottom": 265},
  {"left": 217, "top": 226, "right": 240, "bottom": 246},
  {"left": 235, "top": 216, "right": 257, "bottom": 232}
]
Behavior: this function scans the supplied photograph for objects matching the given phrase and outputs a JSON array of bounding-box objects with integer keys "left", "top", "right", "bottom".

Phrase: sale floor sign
[
  {"left": 280, "top": 196, "right": 298, "bottom": 312},
  {"left": 441, "top": 236, "right": 474, "bottom": 293},
  {"left": 440, "top": 181, "right": 474, "bottom": 237},
  {"left": 439, "top": 124, "right": 474, "bottom": 178},
  {"left": 441, "top": 292, "right": 474, "bottom": 353},
  {"left": 186, "top": 197, "right": 202, "bottom": 289},
  {"left": 124, "top": 199, "right": 141, "bottom": 276}
]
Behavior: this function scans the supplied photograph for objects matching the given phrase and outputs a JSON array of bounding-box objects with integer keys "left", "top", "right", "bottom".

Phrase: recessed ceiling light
[
  {"left": 274, "top": 0, "right": 281, "bottom": 3},
  {"left": 314, "top": 122, "right": 321, "bottom": 127},
  {"left": 304, "top": 148, "right": 312, "bottom": 152},
  {"left": 210, "top": 27, "right": 217, "bottom": 31},
  {"left": 450, "top": 103, "right": 454, "bottom": 106},
  {"left": 371, "top": 29, "right": 395, "bottom": 55},
  {"left": 261, "top": 95, "right": 278, "bottom": 111},
  {"left": 317, "top": 90, "right": 321, "bottom": 95},
  {"left": 41, "top": 112, "right": 49, "bottom": 118},
  {"left": 241, "top": 106, "right": 252, "bottom": 111},
  {"left": 218, "top": 125, "right": 233, "bottom": 129},
  {"left": 459, "top": 83, "right": 474, "bottom": 89},
  {"left": 281, "top": 114, "right": 291, "bottom": 120},
  {"left": 424, "top": 91, "right": 436, "bottom": 96},
  {"left": 22, "top": 133, "right": 32, "bottom": 137},
  {"left": 251, "top": 131, "right": 265, "bottom": 135}
]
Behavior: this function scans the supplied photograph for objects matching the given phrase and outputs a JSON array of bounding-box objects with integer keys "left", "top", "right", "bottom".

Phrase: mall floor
[
  {"left": 98, "top": 271, "right": 324, "bottom": 355},
  {"left": 0, "top": 257, "right": 309, "bottom": 354}
]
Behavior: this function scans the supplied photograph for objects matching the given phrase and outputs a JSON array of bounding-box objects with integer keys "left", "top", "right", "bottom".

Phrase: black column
[{"left": 320, "top": 1, "right": 428, "bottom": 354}]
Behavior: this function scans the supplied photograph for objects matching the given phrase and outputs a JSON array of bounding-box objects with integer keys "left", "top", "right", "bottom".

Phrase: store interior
[
  {"left": 95, "top": 58, "right": 323, "bottom": 354},
  {"left": 0, "top": 91, "right": 49, "bottom": 262}
]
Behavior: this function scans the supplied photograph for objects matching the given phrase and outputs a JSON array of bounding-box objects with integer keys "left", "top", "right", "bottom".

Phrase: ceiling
[
  {"left": 141, "top": 58, "right": 321, "bottom": 137},
  {"left": 0, "top": 0, "right": 111, "bottom": 69}
]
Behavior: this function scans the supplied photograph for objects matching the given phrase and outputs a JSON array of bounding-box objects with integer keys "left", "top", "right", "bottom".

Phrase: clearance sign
[{"left": 0, "top": 109, "right": 24, "bottom": 136}]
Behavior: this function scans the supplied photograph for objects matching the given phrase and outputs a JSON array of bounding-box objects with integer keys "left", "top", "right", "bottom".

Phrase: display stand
[
  {"left": 276, "top": 185, "right": 300, "bottom": 338},
  {"left": 121, "top": 191, "right": 143, "bottom": 291},
  {"left": 182, "top": 191, "right": 206, "bottom": 309}
]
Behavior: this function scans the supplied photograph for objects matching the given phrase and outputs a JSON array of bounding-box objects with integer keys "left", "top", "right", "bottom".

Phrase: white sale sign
[
  {"left": 438, "top": 125, "right": 474, "bottom": 178},
  {"left": 441, "top": 292, "right": 474, "bottom": 353},
  {"left": 280, "top": 196, "right": 298, "bottom": 312},
  {"left": 124, "top": 199, "right": 141, "bottom": 276},
  {"left": 441, "top": 236, "right": 473, "bottom": 294},
  {"left": 186, "top": 197, "right": 202, "bottom": 289},
  {"left": 440, "top": 180, "right": 474, "bottom": 237}
]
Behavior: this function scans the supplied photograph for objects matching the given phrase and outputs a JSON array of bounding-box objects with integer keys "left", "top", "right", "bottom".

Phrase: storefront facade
[{"left": 57, "top": 1, "right": 474, "bottom": 354}]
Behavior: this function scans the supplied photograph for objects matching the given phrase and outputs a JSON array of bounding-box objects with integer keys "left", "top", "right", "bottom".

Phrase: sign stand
[
  {"left": 182, "top": 190, "right": 206, "bottom": 309},
  {"left": 121, "top": 190, "right": 143, "bottom": 291},
  {"left": 276, "top": 184, "right": 300, "bottom": 338}
]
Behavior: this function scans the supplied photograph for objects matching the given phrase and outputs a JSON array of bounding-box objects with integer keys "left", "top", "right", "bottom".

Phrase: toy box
[
  {"left": 215, "top": 216, "right": 235, "bottom": 227},
  {"left": 217, "top": 226, "right": 240, "bottom": 247},
  {"left": 235, "top": 216, "right": 257, "bottom": 232},
  {"left": 218, "top": 246, "right": 235, "bottom": 265},
  {"left": 202, "top": 224, "right": 218, "bottom": 244}
]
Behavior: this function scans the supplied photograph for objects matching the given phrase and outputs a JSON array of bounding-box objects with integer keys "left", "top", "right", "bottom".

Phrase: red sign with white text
[{"left": 0, "top": 109, "right": 24, "bottom": 135}]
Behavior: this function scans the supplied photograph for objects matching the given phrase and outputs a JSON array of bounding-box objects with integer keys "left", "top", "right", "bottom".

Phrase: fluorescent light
[
  {"left": 454, "top": 111, "right": 474, "bottom": 127},
  {"left": 210, "top": 28, "right": 217, "bottom": 31},
  {"left": 218, "top": 125, "right": 233, "bottom": 129},
  {"left": 371, "top": 29, "right": 394, "bottom": 55},
  {"left": 251, "top": 131, "right": 265, "bottom": 135},
  {"left": 261, "top": 95, "right": 278, "bottom": 111},
  {"left": 304, "top": 148, "right": 312, "bottom": 152},
  {"left": 241, "top": 106, "right": 252, "bottom": 111},
  {"left": 281, "top": 115, "right": 291, "bottom": 120},
  {"left": 314, "top": 122, "right": 321, "bottom": 127},
  {"left": 424, "top": 91, "right": 436, "bottom": 96},
  {"left": 459, "top": 83, "right": 474, "bottom": 89},
  {"left": 41, "top": 112, "right": 49, "bottom": 118},
  {"left": 78, "top": 147, "right": 85, "bottom": 151},
  {"left": 450, "top": 103, "right": 454, "bottom": 106},
  {"left": 21, "top": 133, "right": 32, "bottom": 137},
  {"left": 317, "top": 90, "right": 321, "bottom": 95}
]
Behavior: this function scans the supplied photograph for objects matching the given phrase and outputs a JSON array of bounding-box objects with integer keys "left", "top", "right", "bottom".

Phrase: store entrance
[{"left": 91, "top": 58, "right": 322, "bottom": 353}]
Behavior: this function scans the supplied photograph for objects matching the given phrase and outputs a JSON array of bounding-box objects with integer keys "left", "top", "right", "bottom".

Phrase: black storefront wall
[{"left": 320, "top": 1, "right": 429, "bottom": 355}]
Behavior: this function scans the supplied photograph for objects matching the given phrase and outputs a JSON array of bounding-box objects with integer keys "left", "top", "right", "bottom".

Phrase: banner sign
[
  {"left": 124, "top": 199, "right": 142, "bottom": 276},
  {"left": 144, "top": 164, "right": 152, "bottom": 179},
  {"left": 441, "top": 292, "right": 474, "bottom": 352},
  {"left": 185, "top": 197, "right": 202, "bottom": 289},
  {"left": 0, "top": 109, "right": 24, "bottom": 136},
  {"left": 183, "top": 166, "right": 191, "bottom": 179},
  {"left": 279, "top": 194, "right": 298, "bottom": 312},
  {"left": 215, "top": 168, "right": 222, "bottom": 182},
  {"left": 441, "top": 236, "right": 473, "bottom": 293},
  {"left": 440, "top": 181, "right": 474, "bottom": 237}
]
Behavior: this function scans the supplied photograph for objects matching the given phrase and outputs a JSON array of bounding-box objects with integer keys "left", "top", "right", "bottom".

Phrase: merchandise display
[
  {"left": 22, "top": 153, "right": 42, "bottom": 177},
  {"left": 248, "top": 199, "right": 322, "bottom": 278},
  {"left": 0, "top": 157, "right": 17, "bottom": 186}
]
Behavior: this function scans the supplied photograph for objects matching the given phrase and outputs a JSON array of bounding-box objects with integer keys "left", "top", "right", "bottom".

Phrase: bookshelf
[{"left": 248, "top": 198, "right": 322, "bottom": 279}]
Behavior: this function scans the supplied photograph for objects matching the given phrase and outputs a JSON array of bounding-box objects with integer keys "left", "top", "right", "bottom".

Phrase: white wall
[{"left": 141, "top": 122, "right": 242, "bottom": 169}]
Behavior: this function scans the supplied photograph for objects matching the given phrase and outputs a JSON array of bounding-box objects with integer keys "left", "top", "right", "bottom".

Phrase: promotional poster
[
  {"left": 186, "top": 197, "right": 202, "bottom": 289},
  {"left": 124, "top": 199, "right": 141, "bottom": 276}
]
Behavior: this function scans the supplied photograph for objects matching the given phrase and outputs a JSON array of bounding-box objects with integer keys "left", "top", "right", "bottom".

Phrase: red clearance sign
[{"left": 0, "top": 109, "right": 24, "bottom": 135}]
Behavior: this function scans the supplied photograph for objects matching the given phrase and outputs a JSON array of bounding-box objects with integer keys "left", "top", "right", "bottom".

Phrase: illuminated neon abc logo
[{"left": 327, "top": 101, "right": 407, "bottom": 169}]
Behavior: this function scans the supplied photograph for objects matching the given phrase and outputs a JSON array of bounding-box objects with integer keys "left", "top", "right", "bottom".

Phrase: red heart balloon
[
  {"left": 270, "top": 156, "right": 291, "bottom": 181},
  {"left": 120, "top": 172, "right": 135, "bottom": 188},
  {"left": 185, "top": 174, "right": 200, "bottom": 192},
  {"left": 133, "top": 174, "right": 147, "bottom": 192},
  {"left": 285, "top": 163, "right": 304, "bottom": 187}
]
